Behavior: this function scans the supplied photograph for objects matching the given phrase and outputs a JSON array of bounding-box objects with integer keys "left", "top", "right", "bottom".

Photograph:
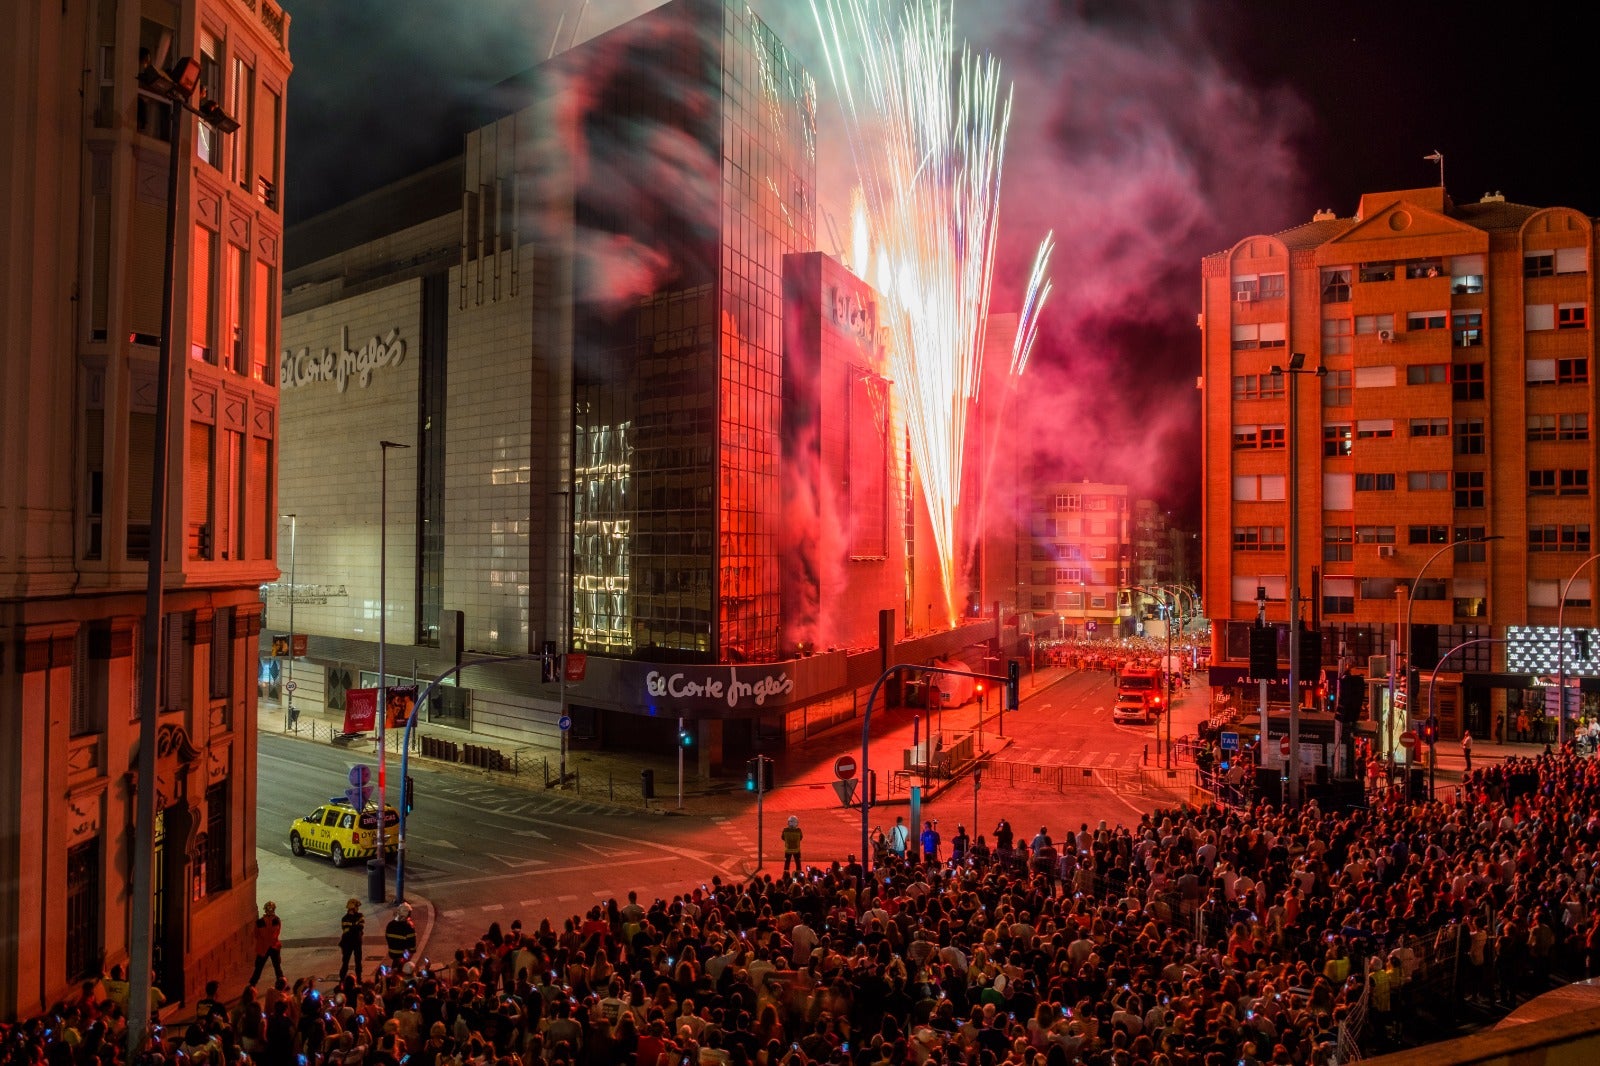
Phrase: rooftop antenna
[
  {"left": 547, "top": 11, "right": 567, "bottom": 59},
  {"left": 568, "top": 0, "right": 589, "bottom": 51},
  {"left": 1424, "top": 150, "right": 1444, "bottom": 189}
]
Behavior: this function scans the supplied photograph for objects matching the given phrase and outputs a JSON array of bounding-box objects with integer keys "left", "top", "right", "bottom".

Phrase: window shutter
[
  {"left": 1556, "top": 247, "right": 1586, "bottom": 275},
  {"left": 1258, "top": 322, "right": 1286, "bottom": 344},
  {"left": 1526, "top": 304, "right": 1555, "bottom": 331},
  {"left": 1450, "top": 254, "right": 1485, "bottom": 277}
]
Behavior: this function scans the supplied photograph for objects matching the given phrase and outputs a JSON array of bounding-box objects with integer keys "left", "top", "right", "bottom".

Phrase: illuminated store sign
[
  {"left": 280, "top": 325, "right": 406, "bottom": 393},
  {"left": 645, "top": 666, "right": 795, "bottom": 709}
]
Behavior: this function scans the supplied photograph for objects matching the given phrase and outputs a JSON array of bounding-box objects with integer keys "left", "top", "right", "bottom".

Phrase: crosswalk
[
  {"left": 1001, "top": 743, "right": 1152, "bottom": 769},
  {"left": 432, "top": 783, "right": 632, "bottom": 819}
]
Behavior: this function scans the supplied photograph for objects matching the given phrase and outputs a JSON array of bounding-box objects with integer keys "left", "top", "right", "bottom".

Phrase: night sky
[{"left": 281, "top": 0, "right": 1597, "bottom": 526}]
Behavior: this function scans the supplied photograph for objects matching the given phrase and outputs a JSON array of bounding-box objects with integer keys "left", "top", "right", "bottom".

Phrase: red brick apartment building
[{"left": 1201, "top": 187, "right": 1598, "bottom": 753}]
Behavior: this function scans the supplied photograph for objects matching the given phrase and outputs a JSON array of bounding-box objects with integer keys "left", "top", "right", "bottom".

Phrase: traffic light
[
  {"left": 1298, "top": 626, "right": 1322, "bottom": 678},
  {"left": 1419, "top": 718, "right": 1437, "bottom": 745},
  {"left": 862, "top": 769, "right": 878, "bottom": 809},
  {"left": 541, "top": 640, "right": 558, "bottom": 683},
  {"left": 403, "top": 775, "right": 415, "bottom": 814},
  {"left": 679, "top": 726, "right": 694, "bottom": 748},
  {"left": 1006, "top": 659, "right": 1020, "bottom": 711},
  {"left": 744, "top": 756, "right": 774, "bottom": 793},
  {"left": 1249, "top": 625, "right": 1280, "bottom": 682},
  {"left": 974, "top": 680, "right": 985, "bottom": 700}
]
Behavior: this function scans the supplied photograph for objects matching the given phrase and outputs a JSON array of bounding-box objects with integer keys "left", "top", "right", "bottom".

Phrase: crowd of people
[{"left": 9, "top": 746, "right": 1600, "bottom": 1066}]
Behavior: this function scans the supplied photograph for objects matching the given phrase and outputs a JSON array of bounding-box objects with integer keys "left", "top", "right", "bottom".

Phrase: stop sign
[
  {"left": 834, "top": 754, "right": 858, "bottom": 780},
  {"left": 1399, "top": 730, "right": 1418, "bottom": 751},
  {"left": 1279, "top": 736, "right": 1291, "bottom": 757}
]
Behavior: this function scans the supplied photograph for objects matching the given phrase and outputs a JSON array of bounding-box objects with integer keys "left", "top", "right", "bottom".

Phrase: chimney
[
  {"left": 1479, "top": 191, "right": 1505, "bottom": 203},
  {"left": 1312, "top": 208, "right": 1337, "bottom": 222}
]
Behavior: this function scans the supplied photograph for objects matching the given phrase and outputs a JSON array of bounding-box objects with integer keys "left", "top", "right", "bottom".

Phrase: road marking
[
  {"left": 510, "top": 827, "right": 549, "bottom": 839},
  {"left": 481, "top": 904, "right": 502, "bottom": 912},
  {"left": 441, "top": 908, "right": 466, "bottom": 919},
  {"left": 557, "top": 894, "right": 578, "bottom": 902}
]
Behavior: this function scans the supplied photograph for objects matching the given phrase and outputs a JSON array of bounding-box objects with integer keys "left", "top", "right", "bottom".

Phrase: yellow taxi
[{"left": 289, "top": 798, "right": 399, "bottom": 867}]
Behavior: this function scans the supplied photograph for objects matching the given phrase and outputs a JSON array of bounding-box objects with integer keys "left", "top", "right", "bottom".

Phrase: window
[
  {"left": 190, "top": 226, "right": 218, "bottom": 363},
  {"left": 1355, "top": 526, "right": 1396, "bottom": 544},
  {"left": 1322, "top": 369, "right": 1353, "bottom": 406},
  {"left": 1232, "top": 325, "right": 1258, "bottom": 350},
  {"left": 1406, "top": 310, "right": 1447, "bottom": 331},
  {"left": 1452, "top": 362, "right": 1485, "bottom": 400},
  {"left": 1556, "top": 247, "right": 1587, "bottom": 275},
  {"left": 1407, "top": 470, "right": 1448, "bottom": 491},
  {"left": 1559, "top": 358, "right": 1589, "bottom": 384},
  {"left": 1409, "top": 418, "right": 1449, "bottom": 437},
  {"left": 1234, "top": 425, "right": 1284, "bottom": 449},
  {"left": 1356, "top": 419, "right": 1394, "bottom": 439},
  {"left": 1055, "top": 568, "right": 1081, "bottom": 583},
  {"left": 1233, "top": 373, "right": 1284, "bottom": 400},
  {"left": 1562, "top": 469, "right": 1590, "bottom": 496},
  {"left": 196, "top": 29, "right": 222, "bottom": 168},
  {"left": 229, "top": 56, "right": 253, "bottom": 191},
  {"left": 1323, "top": 577, "right": 1355, "bottom": 615},
  {"left": 1321, "top": 268, "right": 1351, "bottom": 302},
  {"left": 1354, "top": 366, "right": 1396, "bottom": 388},
  {"left": 1324, "top": 423, "right": 1352, "bottom": 457},
  {"left": 1452, "top": 312, "right": 1483, "bottom": 347},
  {"left": 1451, "top": 254, "right": 1485, "bottom": 294},
  {"left": 1258, "top": 273, "right": 1286, "bottom": 299},
  {"left": 1324, "top": 525, "right": 1353, "bottom": 563},
  {"left": 204, "top": 781, "right": 230, "bottom": 895},
  {"left": 1412, "top": 578, "right": 1447, "bottom": 601},
  {"left": 250, "top": 260, "right": 275, "bottom": 383},
  {"left": 1524, "top": 252, "right": 1555, "bottom": 278},
  {"left": 1526, "top": 303, "right": 1555, "bottom": 331},
  {"left": 1322, "top": 317, "right": 1352, "bottom": 354},
  {"left": 66, "top": 840, "right": 102, "bottom": 983},
  {"left": 1559, "top": 303, "right": 1588, "bottom": 330},
  {"left": 1233, "top": 475, "right": 1285, "bottom": 501},
  {"left": 1404, "top": 258, "right": 1444, "bottom": 279},
  {"left": 1360, "top": 578, "right": 1399, "bottom": 599},
  {"left": 1259, "top": 322, "right": 1287, "bottom": 348},
  {"left": 1528, "top": 415, "right": 1557, "bottom": 441},
  {"left": 1453, "top": 471, "right": 1485, "bottom": 508},
  {"left": 1454, "top": 419, "right": 1484, "bottom": 454},
  {"left": 1564, "top": 525, "right": 1593, "bottom": 552},
  {"left": 1454, "top": 528, "right": 1489, "bottom": 563},
  {"left": 71, "top": 623, "right": 109, "bottom": 738},
  {"left": 1408, "top": 525, "right": 1449, "bottom": 545},
  {"left": 1053, "top": 493, "right": 1081, "bottom": 511},
  {"left": 1527, "top": 359, "right": 1557, "bottom": 385},
  {"left": 1355, "top": 313, "right": 1395, "bottom": 335},
  {"left": 1232, "top": 274, "right": 1259, "bottom": 300},
  {"left": 224, "top": 243, "right": 246, "bottom": 373},
  {"left": 210, "top": 608, "right": 232, "bottom": 700},
  {"left": 1529, "top": 469, "right": 1556, "bottom": 496},
  {"left": 1359, "top": 261, "right": 1396, "bottom": 283},
  {"left": 1561, "top": 413, "right": 1589, "bottom": 440},
  {"left": 1233, "top": 424, "right": 1259, "bottom": 449},
  {"left": 1355, "top": 473, "right": 1395, "bottom": 491},
  {"left": 1324, "top": 473, "right": 1354, "bottom": 509},
  {"left": 1406, "top": 364, "right": 1448, "bottom": 385}
]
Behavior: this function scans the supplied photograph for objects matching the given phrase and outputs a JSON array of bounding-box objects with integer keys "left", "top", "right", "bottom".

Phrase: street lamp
[
  {"left": 282, "top": 514, "right": 297, "bottom": 732},
  {"left": 375, "top": 440, "right": 410, "bottom": 899},
  {"left": 127, "top": 54, "right": 238, "bottom": 1060},
  {"left": 1556, "top": 551, "right": 1600, "bottom": 748},
  {"left": 1427, "top": 637, "right": 1506, "bottom": 796},
  {"left": 1394, "top": 533, "right": 1502, "bottom": 774},
  {"left": 1270, "top": 353, "right": 1324, "bottom": 805}
]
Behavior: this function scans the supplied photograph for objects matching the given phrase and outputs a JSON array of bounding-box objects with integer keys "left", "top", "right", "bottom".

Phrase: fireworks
[{"left": 812, "top": 0, "right": 1052, "bottom": 627}]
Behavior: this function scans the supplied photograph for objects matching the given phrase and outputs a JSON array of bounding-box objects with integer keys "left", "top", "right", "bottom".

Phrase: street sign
[
  {"left": 834, "top": 754, "right": 858, "bottom": 780},
  {"left": 1219, "top": 731, "right": 1239, "bottom": 751},
  {"left": 1399, "top": 730, "right": 1418, "bottom": 751},
  {"left": 1086, "top": 620, "right": 1098, "bottom": 632},
  {"left": 348, "top": 764, "right": 371, "bottom": 788},
  {"left": 286, "top": 680, "right": 298, "bottom": 693},
  {"left": 558, "top": 715, "right": 572, "bottom": 732},
  {"left": 1279, "top": 736, "right": 1291, "bottom": 757},
  {"left": 831, "top": 779, "right": 858, "bottom": 806}
]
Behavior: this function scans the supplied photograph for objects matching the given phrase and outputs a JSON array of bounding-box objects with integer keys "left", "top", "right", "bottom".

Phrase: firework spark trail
[{"left": 813, "top": 0, "right": 1051, "bottom": 627}]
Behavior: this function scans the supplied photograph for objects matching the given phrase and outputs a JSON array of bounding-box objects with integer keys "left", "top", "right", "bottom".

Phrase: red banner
[
  {"left": 564, "top": 653, "right": 588, "bottom": 683},
  {"left": 344, "top": 688, "right": 377, "bottom": 733}
]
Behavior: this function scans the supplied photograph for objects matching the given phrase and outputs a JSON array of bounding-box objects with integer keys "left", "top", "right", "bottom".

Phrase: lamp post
[
  {"left": 1556, "top": 551, "right": 1600, "bottom": 748},
  {"left": 375, "top": 440, "right": 409, "bottom": 899},
  {"left": 127, "top": 55, "right": 238, "bottom": 1060},
  {"left": 1269, "top": 354, "right": 1324, "bottom": 805},
  {"left": 282, "top": 513, "right": 297, "bottom": 732},
  {"left": 1428, "top": 637, "right": 1505, "bottom": 796},
  {"left": 1395, "top": 533, "right": 1502, "bottom": 772}
]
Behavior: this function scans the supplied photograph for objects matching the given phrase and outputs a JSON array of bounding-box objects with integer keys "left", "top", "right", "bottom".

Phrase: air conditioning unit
[
  {"left": 1377, "top": 545, "right": 1396, "bottom": 558},
  {"left": 1377, "top": 328, "right": 1395, "bottom": 342},
  {"left": 1235, "top": 289, "right": 1253, "bottom": 303}
]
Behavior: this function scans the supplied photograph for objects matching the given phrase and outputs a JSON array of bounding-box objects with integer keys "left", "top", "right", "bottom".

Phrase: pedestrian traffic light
[
  {"left": 744, "top": 756, "right": 774, "bottom": 793},
  {"left": 1249, "top": 624, "right": 1280, "bottom": 682},
  {"left": 403, "top": 775, "right": 415, "bottom": 814},
  {"left": 679, "top": 726, "right": 693, "bottom": 748},
  {"left": 1006, "top": 659, "right": 1020, "bottom": 711},
  {"left": 1420, "top": 718, "right": 1437, "bottom": 745}
]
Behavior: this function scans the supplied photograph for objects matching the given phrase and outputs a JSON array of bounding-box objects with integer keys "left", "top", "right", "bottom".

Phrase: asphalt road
[
  {"left": 257, "top": 735, "right": 748, "bottom": 955},
  {"left": 256, "top": 668, "right": 1201, "bottom": 948}
]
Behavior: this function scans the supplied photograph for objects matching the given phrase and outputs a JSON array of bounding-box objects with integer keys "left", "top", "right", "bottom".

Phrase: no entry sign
[{"left": 834, "top": 754, "right": 858, "bottom": 780}]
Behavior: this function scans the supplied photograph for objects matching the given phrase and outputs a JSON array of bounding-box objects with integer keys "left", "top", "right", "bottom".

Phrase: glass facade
[{"left": 570, "top": 0, "right": 816, "bottom": 663}]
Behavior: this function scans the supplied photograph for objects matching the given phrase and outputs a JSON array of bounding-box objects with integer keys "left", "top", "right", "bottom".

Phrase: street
[{"left": 258, "top": 661, "right": 1205, "bottom": 964}]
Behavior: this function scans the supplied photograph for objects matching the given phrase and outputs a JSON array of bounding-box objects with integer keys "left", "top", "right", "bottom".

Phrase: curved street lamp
[
  {"left": 1556, "top": 551, "right": 1600, "bottom": 748},
  {"left": 1395, "top": 533, "right": 1502, "bottom": 768}
]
